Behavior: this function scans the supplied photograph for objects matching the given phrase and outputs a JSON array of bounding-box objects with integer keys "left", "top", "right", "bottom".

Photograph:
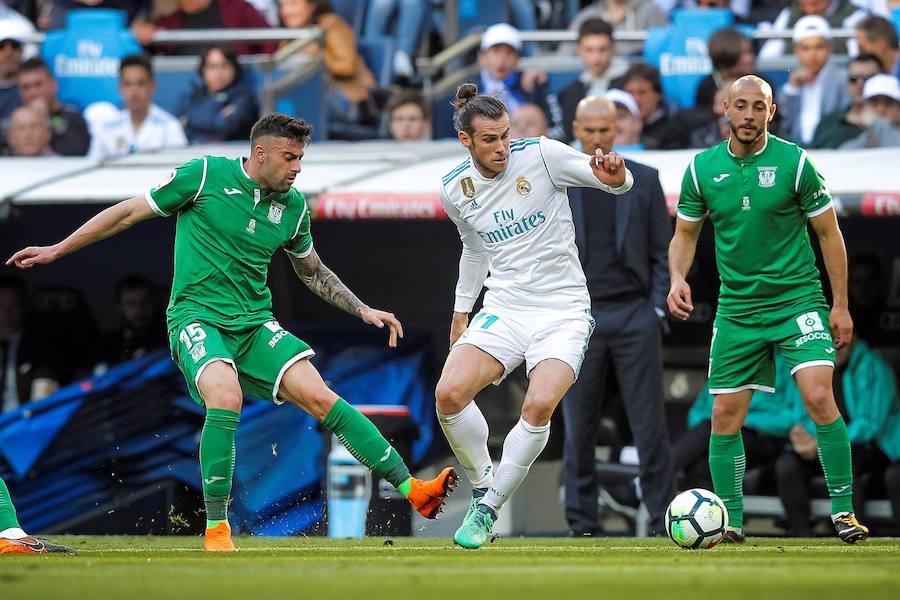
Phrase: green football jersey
[
  {"left": 677, "top": 134, "right": 833, "bottom": 316},
  {"left": 146, "top": 155, "right": 313, "bottom": 331}
]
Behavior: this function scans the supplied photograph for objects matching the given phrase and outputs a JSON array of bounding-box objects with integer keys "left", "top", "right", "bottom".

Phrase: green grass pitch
[{"left": 2, "top": 536, "right": 899, "bottom": 599}]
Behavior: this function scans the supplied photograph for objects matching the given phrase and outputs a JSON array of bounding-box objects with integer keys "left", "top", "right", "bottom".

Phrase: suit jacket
[
  {"left": 557, "top": 79, "right": 587, "bottom": 143},
  {"left": 569, "top": 159, "right": 671, "bottom": 311},
  {"left": 778, "top": 61, "right": 850, "bottom": 145}
]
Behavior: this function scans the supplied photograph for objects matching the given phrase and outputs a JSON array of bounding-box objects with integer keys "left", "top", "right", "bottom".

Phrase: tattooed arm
[{"left": 288, "top": 249, "right": 404, "bottom": 347}]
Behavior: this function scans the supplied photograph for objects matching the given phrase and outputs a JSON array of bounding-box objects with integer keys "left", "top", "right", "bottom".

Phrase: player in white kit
[{"left": 436, "top": 83, "right": 634, "bottom": 548}]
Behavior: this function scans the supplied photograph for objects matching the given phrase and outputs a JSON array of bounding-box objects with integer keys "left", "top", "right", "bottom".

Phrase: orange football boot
[
  {"left": 204, "top": 522, "right": 237, "bottom": 552},
  {"left": 0, "top": 536, "right": 75, "bottom": 554},
  {"left": 407, "top": 467, "right": 458, "bottom": 519}
]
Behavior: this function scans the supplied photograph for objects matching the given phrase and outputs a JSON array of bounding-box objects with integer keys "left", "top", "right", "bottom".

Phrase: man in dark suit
[{"left": 562, "top": 96, "right": 675, "bottom": 536}]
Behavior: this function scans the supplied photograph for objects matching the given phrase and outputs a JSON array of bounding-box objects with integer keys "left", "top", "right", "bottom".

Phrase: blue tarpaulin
[{"left": 0, "top": 326, "right": 439, "bottom": 535}]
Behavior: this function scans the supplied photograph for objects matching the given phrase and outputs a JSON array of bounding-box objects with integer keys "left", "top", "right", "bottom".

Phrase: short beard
[{"left": 729, "top": 121, "right": 764, "bottom": 146}]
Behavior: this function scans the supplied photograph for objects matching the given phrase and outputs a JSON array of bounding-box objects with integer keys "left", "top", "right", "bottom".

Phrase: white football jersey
[{"left": 440, "top": 136, "right": 633, "bottom": 314}]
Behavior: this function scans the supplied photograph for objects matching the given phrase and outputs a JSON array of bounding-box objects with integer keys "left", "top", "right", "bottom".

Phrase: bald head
[
  {"left": 729, "top": 75, "right": 773, "bottom": 105},
  {"left": 725, "top": 74, "right": 776, "bottom": 153},
  {"left": 575, "top": 96, "right": 616, "bottom": 120},
  {"left": 7, "top": 104, "right": 52, "bottom": 157},
  {"left": 573, "top": 96, "right": 617, "bottom": 155}
]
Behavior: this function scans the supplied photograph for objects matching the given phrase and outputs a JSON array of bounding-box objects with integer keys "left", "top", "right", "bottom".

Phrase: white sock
[
  {"left": 0, "top": 527, "right": 28, "bottom": 539},
  {"left": 437, "top": 401, "right": 493, "bottom": 488},
  {"left": 482, "top": 417, "right": 550, "bottom": 512}
]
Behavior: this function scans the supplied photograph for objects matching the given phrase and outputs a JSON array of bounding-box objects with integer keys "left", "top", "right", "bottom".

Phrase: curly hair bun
[{"left": 452, "top": 82, "right": 479, "bottom": 109}]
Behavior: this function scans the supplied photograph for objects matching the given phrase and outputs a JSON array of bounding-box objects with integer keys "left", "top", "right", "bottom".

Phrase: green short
[
  {"left": 707, "top": 303, "right": 835, "bottom": 394},
  {"left": 168, "top": 317, "right": 314, "bottom": 406}
]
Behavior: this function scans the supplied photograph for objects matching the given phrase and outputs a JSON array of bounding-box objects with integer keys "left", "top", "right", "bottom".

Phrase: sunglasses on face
[{"left": 0, "top": 39, "right": 22, "bottom": 51}]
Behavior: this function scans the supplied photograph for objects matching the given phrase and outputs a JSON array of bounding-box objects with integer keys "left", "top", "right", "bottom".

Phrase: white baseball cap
[
  {"left": 792, "top": 15, "right": 832, "bottom": 45},
  {"left": 480, "top": 23, "right": 522, "bottom": 52},
  {"left": 863, "top": 74, "right": 900, "bottom": 102},
  {"left": 605, "top": 88, "right": 640, "bottom": 118},
  {"left": 0, "top": 20, "right": 28, "bottom": 45}
]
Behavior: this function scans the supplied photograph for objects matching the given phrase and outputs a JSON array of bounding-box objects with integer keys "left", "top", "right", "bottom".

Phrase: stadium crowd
[
  {"left": 1, "top": 0, "right": 900, "bottom": 538},
  {"left": 0, "top": 0, "right": 897, "bottom": 150}
]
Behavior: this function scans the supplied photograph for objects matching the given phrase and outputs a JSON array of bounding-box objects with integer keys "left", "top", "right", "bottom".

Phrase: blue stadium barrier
[
  {"left": 458, "top": 0, "right": 508, "bottom": 35},
  {"left": 332, "top": 0, "right": 368, "bottom": 35},
  {"left": 151, "top": 68, "right": 324, "bottom": 141},
  {"left": 0, "top": 327, "right": 439, "bottom": 535},
  {"left": 41, "top": 9, "right": 141, "bottom": 110},
  {"left": 643, "top": 8, "right": 734, "bottom": 109},
  {"left": 358, "top": 36, "right": 397, "bottom": 87}
]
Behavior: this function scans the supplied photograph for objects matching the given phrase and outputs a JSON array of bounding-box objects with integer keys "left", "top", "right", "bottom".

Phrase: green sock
[
  {"left": 0, "top": 476, "right": 21, "bottom": 531},
  {"left": 200, "top": 408, "right": 240, "bottom": 528},
  {"left": 709, "top": 432, "right": 746, "bottom": 529},
  {"left": 322, "top": 398, "right": 412, "bottom": 490},
  {"left": 815, "top": 416, "right": 855, "bottom": 515}
]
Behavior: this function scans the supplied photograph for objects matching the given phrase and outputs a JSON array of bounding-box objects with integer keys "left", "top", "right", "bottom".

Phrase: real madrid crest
[
  {"left": 757, "top": 166, "right": 777, "bottom": 188},
  {"left": 460, "top": 177, "right": 476, "bottom": 199},
  {"left": 268, "top": 201, "right": 285, "bottom": 224},
  {"left": 516, "top": 176, "right": 532, "bottom": 196}
]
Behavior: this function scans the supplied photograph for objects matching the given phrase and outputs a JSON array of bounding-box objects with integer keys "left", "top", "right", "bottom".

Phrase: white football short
[{"left": 453, "top": 307, "right": 595, "bottom": 384}]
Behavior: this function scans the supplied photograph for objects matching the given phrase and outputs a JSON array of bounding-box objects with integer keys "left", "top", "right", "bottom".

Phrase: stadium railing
[
  {"left": 23, "top": 27, "right": 326, "bottom": 119},
  {"left": 415, "top": 27, "right": 860, "bottom": 99}
]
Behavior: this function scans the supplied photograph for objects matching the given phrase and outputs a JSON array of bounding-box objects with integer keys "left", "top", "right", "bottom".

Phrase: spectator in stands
[
  {"left": 0, "top": 21, "right": 24, "bottom": 122},
  {"left": 87, "top": 54, "right": 187, "bottom": 159},
  {"left": 175, "top": 45, "right": 258, "bottom": 143},
  {"left": 244, "top": 0, "right": 278, "bottom": 26},
  {"left": 2, "top": 103, "right": 53, "bottom": 155},
  {"left": 385, "top": 88, "right": 430, "bottom": 141},
  {"left": 614, "top": 63, "right": 687, "bottom": 149},
  {"left": 0, "top": 2, "right": 34, "bottom": 53},
  {"left": 363, "top": 0, "right": 427, "bottom": 81},
  {"left": 568, "top": 0, "right": 667, "bottom": 56},
  {"left": 557, "top": 18, "right": 626, "bottom": 143},
  {"left": 848, "top": 253, "right": 892, "bottom": 345},
  {"left": 6, "top": 1, "right": 37, "bottom": 24},
  {"left": 855, "top": 16, "right": 900, "bottom": 80},
  {"left": 0, "top": 275, "right": 60, "bottom": 413},
  {"left": 672, "top": 379, "right": 795, "bottom": 493},
  {"left": 812, "top": 53, "right": 884, "bottom": 148},
  {"left": 563, "top": 95, "right": 674, "bottom": 536},
  {"left": 759, "top": 0, "right": 867, "bottom": 58},
  {"left": 38, "top": 1, "right": 154, "bottom": 29},
  {"left": 477, "top": 23, "right": 559, "bottom": 138},
  {"left": 694, "top": 28, "right": 755, "bottom": 111},
  {"left": 134, "top": 0, "right": 276, "bottom": 56},
  {"left": 280, "top": 0, "right": 378, "bottom": 140},
  {"left": 690, "top": 77, "right": 735, "bottom": 148},
  {"left": 840, "top": 73, "right": 900, "bottom": 148},
  {"left": 777, "top": 16, "right": 849, "bottom": 146},
  {"left": 605, "top": 88, "right": 644, "bottom": 150},
  {"left": 882, "top": 413, "right": 900, "bottom": 532},
  {"left": 510, "top": 102, "right": 549, "bottom": 138},
  {"left": 775, "top": 338, "right": 898, "bottom": 536},
  {"left": 364, "top": 0, "right": 539, "bottom": 80},
  {"left": 16, "top": 57, "right": 89, "bottom": 155},
  {"left": 95, "top": 275, "right": 166, "bottom": 370}
]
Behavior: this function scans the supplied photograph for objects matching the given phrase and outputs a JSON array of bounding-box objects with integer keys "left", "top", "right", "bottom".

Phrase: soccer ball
[{"left": 665, "top": 488, "right": 728, "bottom": 549}]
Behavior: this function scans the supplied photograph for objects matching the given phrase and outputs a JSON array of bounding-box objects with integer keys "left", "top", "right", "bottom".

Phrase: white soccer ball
[{"left": 665, "top": 488, "right": 729, "bottom": 549}]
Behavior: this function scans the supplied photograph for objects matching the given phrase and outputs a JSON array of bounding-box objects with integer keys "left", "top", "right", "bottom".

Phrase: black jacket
[
  {"left": 557, "top": 79, "right": 587, "bottom": 143},
  {"left": 569, "top": 159, "right": 671, "bottom": 311}
]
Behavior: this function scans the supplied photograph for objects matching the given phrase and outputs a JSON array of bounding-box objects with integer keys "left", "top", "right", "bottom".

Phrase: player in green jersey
[
  {"left": 668, "top": 76, "right": 868, "bottom": 544},
  {"left": 6, "top": 114, "right": 457, "bottom": 551},
  {"left": 0, "top": 475, "right": 74, "bottom": 554}
]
